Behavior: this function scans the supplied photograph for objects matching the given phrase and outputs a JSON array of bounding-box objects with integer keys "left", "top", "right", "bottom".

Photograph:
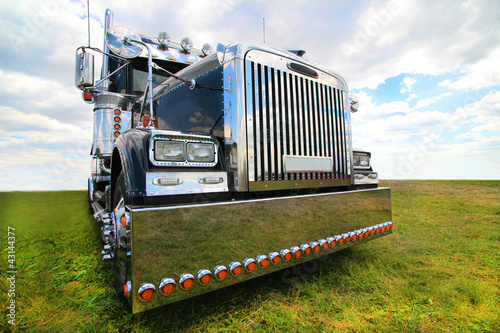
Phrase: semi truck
[{"left": 75, "top": 9, "right": 393, "bottom": 314}]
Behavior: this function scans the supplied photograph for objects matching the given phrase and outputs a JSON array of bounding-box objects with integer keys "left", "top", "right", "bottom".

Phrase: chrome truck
[{"left": 75, "top": 9, "right": 393, "bottom": 314}]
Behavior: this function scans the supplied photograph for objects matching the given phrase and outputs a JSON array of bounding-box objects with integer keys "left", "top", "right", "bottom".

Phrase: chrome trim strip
[{"left": 146, "top": 172, "right": 228, "bottom": 196}]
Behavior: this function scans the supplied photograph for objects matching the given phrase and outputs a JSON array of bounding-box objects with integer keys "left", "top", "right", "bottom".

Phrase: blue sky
[{"left": 0, "top": 0, "right": 499, "bottom": 191}]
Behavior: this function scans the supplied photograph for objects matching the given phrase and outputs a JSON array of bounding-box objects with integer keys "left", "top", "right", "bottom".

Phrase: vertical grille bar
[{"left": 253, "top": 63, "right": 261, "bottom": 181}]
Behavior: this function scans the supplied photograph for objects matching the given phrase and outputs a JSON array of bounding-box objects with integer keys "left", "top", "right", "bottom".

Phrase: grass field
[{"left": 1, "top": 180, "right": 499, "bottom": 332}]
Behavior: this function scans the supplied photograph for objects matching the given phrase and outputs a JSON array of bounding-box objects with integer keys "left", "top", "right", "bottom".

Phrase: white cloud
[
  {"left": 400, "top": 77, "right": 416, "bottom": 93},
  {"left": 414, "top": 92, "right": 452, "bottom": 109}
]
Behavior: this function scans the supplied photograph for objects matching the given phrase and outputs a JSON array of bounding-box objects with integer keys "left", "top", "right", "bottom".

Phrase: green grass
[{"left": 1, "top": 180, "right": 499, "bottom": 332}]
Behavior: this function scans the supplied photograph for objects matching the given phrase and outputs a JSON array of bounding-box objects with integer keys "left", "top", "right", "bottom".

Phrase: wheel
[{"left": 111, "top": 170, "right": 131, "bottom": 299}]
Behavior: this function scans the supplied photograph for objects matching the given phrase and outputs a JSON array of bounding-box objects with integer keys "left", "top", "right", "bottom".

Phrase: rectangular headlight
[
  {"left": 353, "top": 152, "right": 370, "bottom": 168},
  {"left": 155, "top": 141, "right": 185, "bottom": 162},
  {"left": 187, "top": 143, "right": 215, "bottom": 163}
]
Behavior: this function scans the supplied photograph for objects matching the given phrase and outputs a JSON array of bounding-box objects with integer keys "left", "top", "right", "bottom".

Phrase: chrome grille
[{"left": 246, "top": 61, "right": 350, "bottom": 185}]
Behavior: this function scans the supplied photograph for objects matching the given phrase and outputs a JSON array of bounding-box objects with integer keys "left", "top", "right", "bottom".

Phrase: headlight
[
  {"left": 155, "top": 141, "right": 185, "bottom": 161},
  {"left": 187, "top": 143, "right": 215, "bottom": 163}
]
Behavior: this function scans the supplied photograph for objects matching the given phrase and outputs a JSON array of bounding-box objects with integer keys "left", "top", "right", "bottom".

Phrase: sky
[{"left": 0, "top": 0, "right": 499, "bottom": 191}]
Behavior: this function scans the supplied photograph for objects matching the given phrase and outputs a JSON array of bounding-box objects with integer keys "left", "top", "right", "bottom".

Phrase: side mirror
[{"left": 75, "top": 51, "right": 94, "bottom": 90}]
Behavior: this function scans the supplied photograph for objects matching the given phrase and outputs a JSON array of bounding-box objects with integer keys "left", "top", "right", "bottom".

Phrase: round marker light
[
  {"left": 357, "top": 230, "right": 363, "bottom": 239},
  {"left": 137, "top": 283, "right": 156, "bottom": 302},
  {"left": 351, "top": 232, "right": 357, "bottom": 241},
  {"left": 269, "top": 252, "right": 280, "bottom": 265},
  {"left": 179, "top": 273, "right": 195, "bottom": 290},
  {"left": 364, "top": 228, "right": 370, "bottom": 237},
  {"left": 198, "top": 269, "right": 212, "bottom": 285},
  {"left": 375, "top": 225, "right": 380, "bottom": 233},
  {"left": 369, "top": 227, "right": 375, "bottom": 235},
  {"left": 114, "top": 109, "right": 121, "bottom": 115},
  {"left": 337, "top": 235, "right": 344, "bottom": 245},
  {"left": 114, "top": 131, "right": 120, "bottom": 137},
  {"left": 326, "top": 237, "right": 336, "bottom": 247},
  {"left": 301, "top": 244, "right": 311, "bottom": 255},
  {"left": 159, "top": 278, "right": 176, "bottom": 296},
  {"left": 229, "top": 262, "right": 242, "bottom": 276},
  {"left": 319, "top": 239, "right": 328, "bottom": 250},
  {"left": 280, "top": 249, "right": 292, "bottom": 261},
  {"left": 390, "top": 222, "right": 394, "bottom": 229},
  {"left": 381, "top": 224, "right": 386, "bottom": 232},
  {"left": 243, "top": 258, "right": 256, "bottom": 272},
  {"left": 114, "top": 116, "right": 121, "bottom": 123},
  {"left": 214, "top": 265, "right": 228, "bottom": 281},
  {"left": 343, "top": 233, "right": 351, "bottom": 243},
  {"left": 310, "top": 242, "right": 320, "bottom": 253},
  {"left": 256, "top": 255, "right": 269, "bottom": 268},
  {"left": 291, "top": 246, "right": 301, "bottom": 258}
]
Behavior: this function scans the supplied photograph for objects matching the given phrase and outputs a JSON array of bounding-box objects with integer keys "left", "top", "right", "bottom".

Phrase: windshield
[{"left": 142, "top": 55, "right": 224, "bottom": 137}]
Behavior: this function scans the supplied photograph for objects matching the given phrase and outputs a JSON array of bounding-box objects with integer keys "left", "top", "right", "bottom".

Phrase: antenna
[
  {"left": 263, "top": 18, "right": 266, "bottom": 44},
  {"left": 87, "top": 0, "right": 91, "bottom": 47}
]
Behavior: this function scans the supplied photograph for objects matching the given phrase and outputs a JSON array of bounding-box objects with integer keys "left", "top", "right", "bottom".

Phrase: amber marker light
[
  {"left": 229, "top": 262, "right": 243, "bottom": 276},
  {"left": 301, "top": 244, "right": 311, "bottom": 255},
  {"left": 357, "top": 230, "right": 363, "bottom": 240},
  {"left": 375, "top": 225, "right": 380, "bottom": 233},
  {"left": 326, "top": 237, "right": 336, "bottom": 247},
  {"left": 114, "top": 124, "right": 121, "bottom": 130},
  {"left": 243, "top": 258, "right": 256, "bottom": 272},
  {"left": 114, "top": 109, "right": 121, "bottom": 115},
  {"left": 123, "top": 281, "right": 132, "bottom": 298},
  {"left": 83, "top": 91, "right": 93, "bottom": 101},
  {"left": 343, "top": 233, "right": 351, "bottom": 243},
  {"left": 310, "top": 242, "right": 320, "bottom": 253},
  {"left": 280, "top": 249, "right": 292, "bottom": 262},
  {"left": 351, "top": 232, "right": 357, "bottom": 241},
  {"left": 159, "top": 278, "right": 176, "bottom": 296},
  {"left": 197, "top": 269, "right": 212, "bottom": 285},
  {"left": 179, "top": 273, "right": 195, "bottom": 290},
  {"left": 291, "top": 246, "right": 301, "bottom": 258},
  {"left": 381, "top": 224, "right": 386, "bottom": 232},
  {"left": 269, "top": 252, "right": 280, "bottom": 265},
  {"left": 256, "top": 255, "right": 269, "bottom": 268},
  {"left": 114, "top": 131, "right": 120, "bottom": 137},
  {"left": 319, "top": 239, "right": 328, "bottom": 250},
  {"left": 337, "top": 235, "right": 344, "bottom": 245},
  {"left": 364, "top": 228, "right": 370, "bottom": 237},
  {"left": 137, "top": 283, "right": 156, "bottom": 302},
  {"left": 114, "top": 116, "right": 121, "bottom": 123},
  {"left": 214, "top": 265, "right": 228, "bottom": 281},
  {"left": 390, "top": 222, "right": 394, "bottom": 229},
  {"left": 369, "top": 227, "right": 375, "bottom": 235}
]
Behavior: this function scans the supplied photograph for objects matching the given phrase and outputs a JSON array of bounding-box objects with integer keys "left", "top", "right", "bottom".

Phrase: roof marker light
[
  {"left": 326, "top": 237, "right": 336, "bottom": 247},
  {"left": 319, "top": 239, "right": 328, "bottom": 250}
]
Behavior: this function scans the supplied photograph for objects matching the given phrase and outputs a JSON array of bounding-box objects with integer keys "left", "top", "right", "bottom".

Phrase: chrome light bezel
[
  {"left": 353, "top": 151, "right": 371, "bottom": 170},
  {"left": 150, "top": 133, "right": 218, "bottom": 167}
]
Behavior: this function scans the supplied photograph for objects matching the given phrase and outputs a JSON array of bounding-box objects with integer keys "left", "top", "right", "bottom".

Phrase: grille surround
[{"left": 245, "top": 54, "right": 351, "bottom": 191}]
